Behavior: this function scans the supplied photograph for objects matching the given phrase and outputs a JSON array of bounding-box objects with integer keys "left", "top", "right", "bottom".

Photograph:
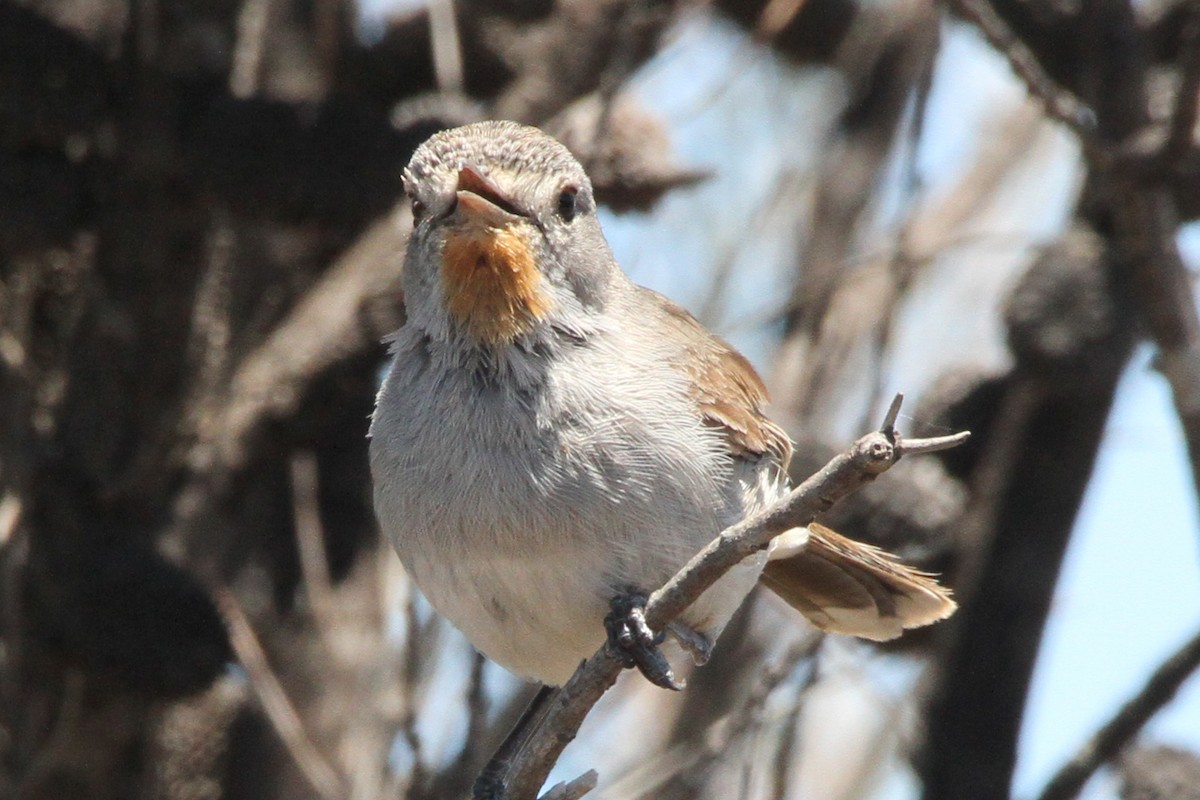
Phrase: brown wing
[
  {"left": 635, "top": 291, "right": 956, "bottom": 640},
  {"left": 643, "top": 288, "right": 792, "bottom": 468},
  {"left": 633, "top": 291, "right": 950, "bottom": 642}
]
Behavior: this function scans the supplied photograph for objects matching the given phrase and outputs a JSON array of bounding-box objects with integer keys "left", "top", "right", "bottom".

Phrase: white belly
[
  {"left": 370, "top": 332, "right": 778, "bottom": 685},
  {"left": 410, "top": 547, "right": 611, "bottom": 684}
]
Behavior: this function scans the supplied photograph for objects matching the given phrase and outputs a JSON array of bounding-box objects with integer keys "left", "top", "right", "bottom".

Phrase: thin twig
[
  {"left": 898, "top": 431, "right": 972, "bottom": 455},
  {"left": 1037, "top": 624, "right": 1200, "bottom": 800},
  {"left": 217, "top": 590, "right": 345, "bottom": 800},
  {"left": 453, "top": 650, "right": 490, "bottom": 778},
  {"left": 539, "top": 771, "right": 599, "bottom": 800},
  {"left": 291, "top": 450, "right": 337, "bottom": 643},
  {"left": 399, "top": 587, "right": 430, "bottom": 796},
  {"left": 881, "top": 393, "right": 904, "bottom": 431},
  {"left": 1162, "top": 5, "right": 1200, "bottom": 166},
  {"left": 428, "top": 0, "right": 464, "bottom": 95},
  {"left": 945, "top": 0, "right": 1111, "bottom": 168},
  {"left": 755, "top": 0, "right": 807, "bottom": 40},
  {"left": 498, "top": 397, "right": 970, "bottom": 799},
  {"left": 230, "top": 0, "right": 276, "bottom": 98}
]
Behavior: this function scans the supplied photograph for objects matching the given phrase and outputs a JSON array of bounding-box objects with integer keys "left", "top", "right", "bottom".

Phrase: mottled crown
[{"left": 402, "top": 121, "right": 590, "bottom": 195}]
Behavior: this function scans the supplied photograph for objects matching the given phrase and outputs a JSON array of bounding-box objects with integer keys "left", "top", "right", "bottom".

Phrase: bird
[{"left": 369, "top": 120, "right": 956, "bottom": 691}]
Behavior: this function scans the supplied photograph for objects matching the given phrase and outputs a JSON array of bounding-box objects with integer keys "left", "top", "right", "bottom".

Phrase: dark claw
[
  {"left": 668, "top": 621, "right": 713, "bottom": 666},
  {"left": 604, "top": 593, "right": 684, "bottom": 690}
]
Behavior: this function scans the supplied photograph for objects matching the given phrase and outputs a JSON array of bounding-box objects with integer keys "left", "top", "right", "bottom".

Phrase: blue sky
[{"left": 1018, "top": 343, "right": 1200, "bottom": 799}]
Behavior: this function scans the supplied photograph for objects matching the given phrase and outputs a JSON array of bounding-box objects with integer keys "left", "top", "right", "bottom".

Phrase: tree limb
[
  {"left": 942, "top": 16, "right": 1200, "bottom": 788},
  {"left": 186, "top": 207, "right": 409, "bottom": 482},
  {"left": 1161, "top": 4, "right": 1200, "bottom": 167},
  {"left": 1037, "top": 625, "right": 1200, "bottom": 800},
  {"left": 943, "top": 0, "right": 1111, "bottom": 167}
]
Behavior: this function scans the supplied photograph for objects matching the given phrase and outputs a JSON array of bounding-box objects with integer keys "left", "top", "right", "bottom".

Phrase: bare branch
[
  {"left": 645, "top": 438, "right": 896, "bottom": 639},
  {"left": 1037, "top": 625, "right": 1200, "bottom": 800},
  {"left": 1163, "top": 7, "right": 1200, "bottom": 166},
  {"left": 881, "top": 393, "right": 904, "bottom": 431},
  {"left": 1112, "top": 190, "right": 1200, "bottom": 539},
  {"left": 944, "top": 0, "right": 1111, "bottom": 167},
  {"left": 216, "top": 590, "right": 345, "bottom": 800},
  {"left": 539, "top": 770, "right": 599, "bottom": 800},
  {"left": 953, "top": 0, "right": 1200, "bottom": 574},
  {"left": 187, "top": 207, "right": 409, "bottom": 482},
  {"left": 291, "top": 450, "right": 337, "bottom": 643},
  {"left": 230, "top": 0, "right": 278, "bottom": 98},
  {"left": 429, "top": 0, "right": 464, "bottom": 94},
  {"left": 498, "top": 398, "right": 970, "bottom": 799},
  {"left": 898, "top": 431, "right": 973, "bottom": 456}
]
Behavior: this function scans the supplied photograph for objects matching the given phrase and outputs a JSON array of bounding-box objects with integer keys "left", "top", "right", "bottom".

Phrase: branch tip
[
  {"left": 881, "top": 393, "right": 905, "bottom": 432},
  {"left": 538, "top": 770, "right": 599, "bottom": 800},
  {"left": 898, "top": 430, "right": 972, "bottom": 456}
]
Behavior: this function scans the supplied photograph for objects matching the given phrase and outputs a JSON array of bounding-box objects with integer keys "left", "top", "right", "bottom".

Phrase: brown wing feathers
[
  {"left": 645, "top": 288, "right": 956, "bottom": 640},
  {"left": 652, "top": 293, "right": 792, "bottom": 466},
  {"left": 763, "top": 523, "right": 957, "bottom": 640}
]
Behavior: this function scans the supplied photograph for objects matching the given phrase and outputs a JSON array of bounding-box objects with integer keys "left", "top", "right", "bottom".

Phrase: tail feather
[{"left": 761, "top": 523, "right": 956, "bottom": 641}]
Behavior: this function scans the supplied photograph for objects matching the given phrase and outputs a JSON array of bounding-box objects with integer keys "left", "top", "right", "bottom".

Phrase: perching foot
[{"left": 604, "top": 592, "right": 683, "bottom": 691}]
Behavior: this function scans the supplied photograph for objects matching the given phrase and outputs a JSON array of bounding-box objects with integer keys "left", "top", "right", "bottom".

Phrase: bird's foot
[{"left": 604, "top": 592, "right": 683, "bottom": 690}]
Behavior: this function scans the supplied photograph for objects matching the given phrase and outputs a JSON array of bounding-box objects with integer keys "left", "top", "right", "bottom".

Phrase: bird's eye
[
  {"left": 411, "top": 198, "right": 427, "bottom": 220},
  {"left": 557, "top": 186, "right": 579, "bottom": 222}
]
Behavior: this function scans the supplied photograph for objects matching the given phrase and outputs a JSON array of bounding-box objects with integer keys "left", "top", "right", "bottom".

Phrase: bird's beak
[{"left": 455, "top": 165, "right": 526, "bottom": 224}]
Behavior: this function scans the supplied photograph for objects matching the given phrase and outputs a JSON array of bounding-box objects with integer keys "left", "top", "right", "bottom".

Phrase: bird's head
[{"left": 401, "top": 121, "right": 618, "bottom": 348}]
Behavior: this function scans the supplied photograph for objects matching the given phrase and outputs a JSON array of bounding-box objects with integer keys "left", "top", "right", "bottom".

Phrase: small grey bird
[{"left": 369, "top": 120, "right": 955, "bottom": 688}]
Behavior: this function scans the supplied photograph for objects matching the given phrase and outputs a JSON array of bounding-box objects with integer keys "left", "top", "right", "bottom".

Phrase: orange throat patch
[{"left": 440, "top": 222, "right": 550, "bottom": 345}]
